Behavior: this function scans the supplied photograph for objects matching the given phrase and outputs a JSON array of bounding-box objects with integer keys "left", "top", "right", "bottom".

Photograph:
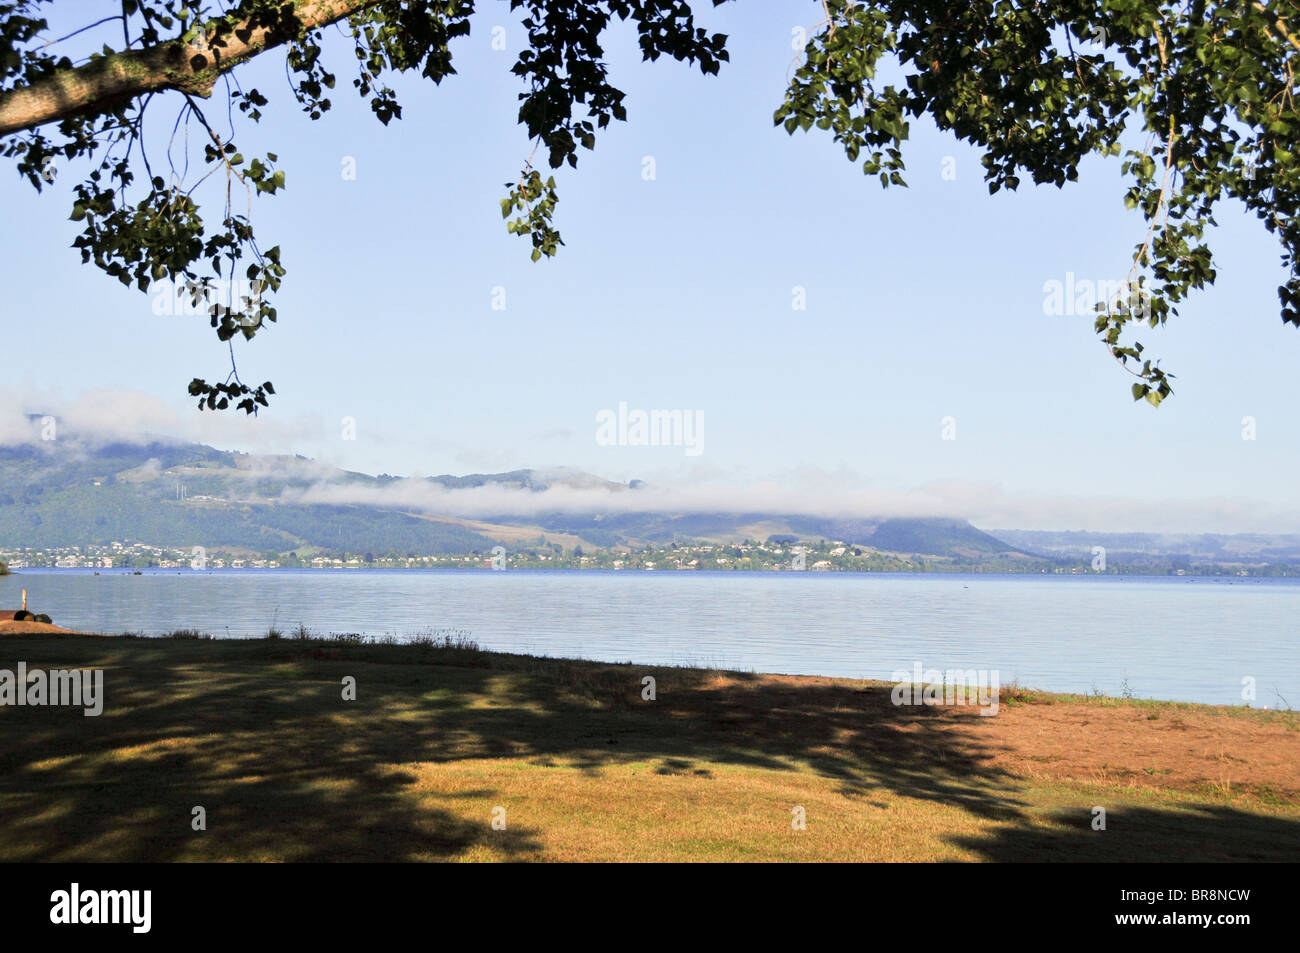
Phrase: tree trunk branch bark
[{"left": 0, "top": 0, "right": 379, "bottom": 137}]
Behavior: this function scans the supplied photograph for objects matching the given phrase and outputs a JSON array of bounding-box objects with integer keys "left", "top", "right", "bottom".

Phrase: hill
[{"left": 0, "top": 439, "right": 1027, "bottom": 559}]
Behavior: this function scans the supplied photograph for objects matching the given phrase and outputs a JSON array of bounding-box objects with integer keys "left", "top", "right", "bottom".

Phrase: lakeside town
[{"left": 0, "top": 539, "right": 1285, "bottom": 576}]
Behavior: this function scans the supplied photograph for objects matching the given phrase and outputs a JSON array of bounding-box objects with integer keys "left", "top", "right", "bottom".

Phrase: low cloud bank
[
  {"left": 280, "top": 475, "right": 1300, "bottom": 535},
  {"left": 281, "top": 478, "right": 963, "bottom": 521},
  {"left": 4, "top": 389, "right": 1298, "bottom": 534},
  {"left": 0, "top": 386, "right": 317, "bottom": 455}
]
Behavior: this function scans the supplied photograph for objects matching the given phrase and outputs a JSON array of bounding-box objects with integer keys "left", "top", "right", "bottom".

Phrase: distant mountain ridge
[
  {"left": 6, "top": 438, "right": 1297, "bottom": 569},
  {"left": 0, "top": 439, "right": 1030, "bottom": 558},
  {"left": 991, "top": 529, "right": 1300, "bottom": 564}
]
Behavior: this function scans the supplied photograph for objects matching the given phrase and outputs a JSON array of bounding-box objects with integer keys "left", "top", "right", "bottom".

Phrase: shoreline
[
  {"left": 0, "top": 625, "right": 1289, "bottom": 710},
  {"left": 6, "top": 565, "right": 1298, "bottom": 579}
]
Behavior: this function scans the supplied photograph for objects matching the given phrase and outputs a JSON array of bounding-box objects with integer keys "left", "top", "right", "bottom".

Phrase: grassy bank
[{"left": 0, "top": 632, "right": 1297, "bottom": 861}]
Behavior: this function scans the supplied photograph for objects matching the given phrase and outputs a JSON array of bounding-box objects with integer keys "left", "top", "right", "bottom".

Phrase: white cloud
[
  {"left": 3, "top": 387, "right": 1298, "bottom": 534},
  {"left": 279, "top": 472, "right": 1300, "bottom": 534},
  {"left": 0, "top": 384, "right": 323, "bottom": 456}
]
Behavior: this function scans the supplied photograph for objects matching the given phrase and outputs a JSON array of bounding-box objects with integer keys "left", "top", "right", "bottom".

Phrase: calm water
[{"left": 3, "top": 569, "right": 1297, "bottom": 706}]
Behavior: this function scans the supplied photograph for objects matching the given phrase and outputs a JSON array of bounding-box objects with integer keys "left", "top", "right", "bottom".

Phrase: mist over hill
[
  {"left": 0, "top": 438, "right": 1029, "bottom": 559},
  {"left": 2, "top": 435, "right": 1297, "bottom": 574}
]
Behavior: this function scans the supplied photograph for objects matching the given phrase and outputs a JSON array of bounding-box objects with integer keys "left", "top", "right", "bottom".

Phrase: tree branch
[
  {"left": 0, "top": 0, "right": 379, "bottom": 137},
  {"left": 1255, "top": 2, "right": 1300, "bottom": 54}
]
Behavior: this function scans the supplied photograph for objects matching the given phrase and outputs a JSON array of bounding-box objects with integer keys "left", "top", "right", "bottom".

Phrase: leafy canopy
[{"left": 1, "top": 0, "right": 1296, "bottom": 411}]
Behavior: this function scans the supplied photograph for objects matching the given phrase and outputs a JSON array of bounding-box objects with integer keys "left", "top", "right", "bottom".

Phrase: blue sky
[{"left": 1, "top": 3, "right": 1296, "bottom": 533}]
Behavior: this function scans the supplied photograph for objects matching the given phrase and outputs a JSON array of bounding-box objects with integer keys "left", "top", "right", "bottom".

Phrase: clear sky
[{"left": 1, "top": 4, "right": 1296, "bottom": 533}]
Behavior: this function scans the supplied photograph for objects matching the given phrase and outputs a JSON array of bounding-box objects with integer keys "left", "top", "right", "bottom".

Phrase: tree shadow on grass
[
  {"left": 949, "top": 804, "right": 1300, "bottom": 862},
  {"left": 0, "top": 637, "right": 545, "bottom": 861},
  {"left": 391, "top": 659, "right": 1029, "bottom": 822},
  {"left": 7, "top": 635, "right": 1280, "bottom": 860}
]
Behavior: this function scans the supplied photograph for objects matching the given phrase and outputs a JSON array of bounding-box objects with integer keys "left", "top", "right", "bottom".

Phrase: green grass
[{"left": 0, "top": 633, "right": 1295, "bottom": 862}]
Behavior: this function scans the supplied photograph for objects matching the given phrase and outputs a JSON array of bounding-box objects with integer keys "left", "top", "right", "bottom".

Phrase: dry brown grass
[{"left": 0, "top": 633, "right": 1296, "bottom": 861}]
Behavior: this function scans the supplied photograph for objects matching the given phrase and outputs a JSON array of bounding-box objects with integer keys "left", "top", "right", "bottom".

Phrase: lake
[{"left": 2, "top": 569, "right": 1297, "bottom": 706}]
